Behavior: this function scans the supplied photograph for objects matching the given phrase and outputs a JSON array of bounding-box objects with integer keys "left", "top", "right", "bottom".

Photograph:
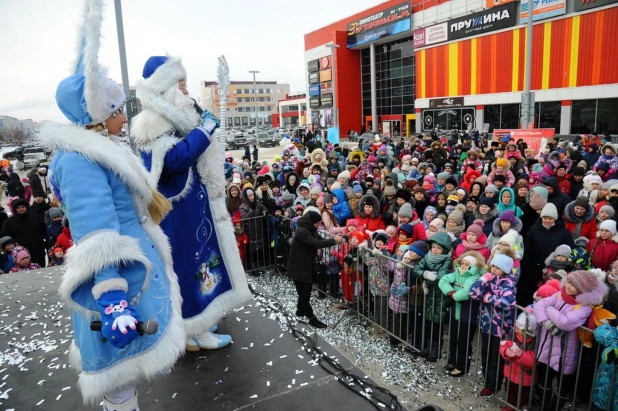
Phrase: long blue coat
[
  {"left": 42, "top": 123, "right": 185, "bottom": 403},
  {"left": 133, "top": 109, "right": 251, "bottom": 337}
]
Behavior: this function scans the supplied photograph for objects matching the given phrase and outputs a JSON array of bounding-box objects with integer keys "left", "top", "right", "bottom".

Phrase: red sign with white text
[{"left": 493, "top": 128, "right": 555, "bottom": 151}]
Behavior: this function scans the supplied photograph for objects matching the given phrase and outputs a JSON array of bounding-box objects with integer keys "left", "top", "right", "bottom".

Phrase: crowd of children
[
  {"left": 225, "top": 131, "right": 618, "bottom": 411},
  {"left": 0, "top": 166, "right": 70, "bottom": 274}
]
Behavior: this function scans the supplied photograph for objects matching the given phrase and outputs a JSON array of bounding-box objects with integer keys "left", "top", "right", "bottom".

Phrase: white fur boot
[
  {"left": 186, "top": 332, "right": 232, "bottom": 350},
  {"left": 103, "top": 389, "right": 139, "bottom": 411}
]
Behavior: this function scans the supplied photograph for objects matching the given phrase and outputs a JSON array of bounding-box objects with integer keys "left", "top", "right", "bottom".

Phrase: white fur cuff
[{"left": 92, "top": 278, "right": 129, "bottom": 300}]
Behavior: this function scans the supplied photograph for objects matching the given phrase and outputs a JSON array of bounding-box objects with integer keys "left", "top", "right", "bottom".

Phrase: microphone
[{"left": 90, "top": 319, "right": 159, "bottom": 336}]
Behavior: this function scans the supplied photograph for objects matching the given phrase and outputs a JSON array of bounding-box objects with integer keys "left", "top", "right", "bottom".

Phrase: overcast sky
[{"left": 0, "top": 0, "right": 379, "bottom": 123}]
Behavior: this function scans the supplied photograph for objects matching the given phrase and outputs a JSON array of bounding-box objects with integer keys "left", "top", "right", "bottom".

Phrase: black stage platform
[{"left": 0, "top": 267, "right": 390, "bottom": 410}]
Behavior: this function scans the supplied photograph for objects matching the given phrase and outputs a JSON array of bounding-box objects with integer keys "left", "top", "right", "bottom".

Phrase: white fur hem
[
  {"left": 185, "top": 137, "right": 252, "bottom": 336},
  {"left": 60, "top": 230, "right": 153, "bottom": 316},
  {"left": 72, "top": 219, "right": 186, "bottom": 404},
  {"left": 92, "top": 278, "right": 128, "bottom": 300}
]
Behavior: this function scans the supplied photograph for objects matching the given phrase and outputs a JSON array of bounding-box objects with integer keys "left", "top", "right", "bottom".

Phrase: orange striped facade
[{"left": 416, "top": 6, "right": 618, "bottom": 99}]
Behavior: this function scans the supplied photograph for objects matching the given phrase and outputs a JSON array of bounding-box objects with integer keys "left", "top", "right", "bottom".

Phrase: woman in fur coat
[{"left": 41, "top": 4, "right": 187, "bottom": 406}]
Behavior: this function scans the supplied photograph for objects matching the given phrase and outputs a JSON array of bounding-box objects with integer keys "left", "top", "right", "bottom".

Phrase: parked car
[
  {"left": 258, "top": 132, "right": 276, "bottom": 147},
  {"left": 23, "top": 153, "right": 40, "bottom": 169},
  {"left": 227, "top": 133, "right": 249, "bottom": 150},
  {"left": 23, "top": 146, "right": 47, "bottom": 163},
  {"left": 3, "top": 146, "right": 24, "bottom": 160}
]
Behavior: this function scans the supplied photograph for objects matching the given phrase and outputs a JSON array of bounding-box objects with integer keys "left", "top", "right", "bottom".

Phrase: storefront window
[
  {"left": 535, "top": 101, "right": 561, "bottom": 130},
  {"left": 571, "top": 100, "right": 597, "bottom": 134},
  {"left": 361, "top": 38, "right": 416, "bottom": 120},
  {"left": 421, "top": 108, "right": 475, "bottom": 132},
  {"left": 484, "top": 105, "right": 500, "bottom": 131},
  {"left": 501, "top": 104, "right": 520, "bottom": 129},
  {"left": 597, "top": 98, "right": 618, "bottom": 134}
]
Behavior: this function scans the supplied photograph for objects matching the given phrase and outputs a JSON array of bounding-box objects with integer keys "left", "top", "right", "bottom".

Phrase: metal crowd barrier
[{"left": 237, "top": 215, "right": 616, "bottom": 411}]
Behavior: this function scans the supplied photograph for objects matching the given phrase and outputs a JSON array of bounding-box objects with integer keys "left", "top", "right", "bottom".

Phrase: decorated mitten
[
  {"left": 96, "top": 290, "right": 140, "bottom": 349},
  {"left": 200, "top": 109, "right": 220, "bottom": 135}
]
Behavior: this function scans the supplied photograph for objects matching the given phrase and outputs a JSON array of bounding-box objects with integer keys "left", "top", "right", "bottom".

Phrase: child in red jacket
[{"left": 499, "top": 308, "right": 538, "bottom": 411}]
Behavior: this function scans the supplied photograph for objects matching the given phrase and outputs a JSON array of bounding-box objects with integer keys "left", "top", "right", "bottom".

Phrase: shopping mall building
[{"left": 304, "top": 0, "right": 618, "bottom": 137}]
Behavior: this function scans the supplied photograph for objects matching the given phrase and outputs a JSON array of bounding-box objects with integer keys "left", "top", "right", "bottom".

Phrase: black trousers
[
  {"left": 448, "top": 318, "right": 476, "bottom": 373},
  {"left": 481, "top": 333, "right": 504, "bottom": 391},
  {"left": 294, "top": 281, "right": 314, "bottom": 319}
]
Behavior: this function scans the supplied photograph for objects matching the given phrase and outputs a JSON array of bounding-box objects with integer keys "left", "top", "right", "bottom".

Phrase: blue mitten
[
  {"left": 390, "top": 283, "right": 398, "bottom": 296},
  {"left": 96, "top": 290, "right": 140, "bottom": 349},
  {"left": 200, "top": 109, "right": 220, "bottom": 135},
  {"left": 395, "top": 285, "right": 410, "bottom": 297}
]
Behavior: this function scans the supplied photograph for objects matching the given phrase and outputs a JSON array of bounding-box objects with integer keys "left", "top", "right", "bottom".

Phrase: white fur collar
[
  {"left": 131, "top": 108, "right": 175, "bottom": 145},
  {"left": 39, "top": 122, "right": 152, "bottom": 202}
]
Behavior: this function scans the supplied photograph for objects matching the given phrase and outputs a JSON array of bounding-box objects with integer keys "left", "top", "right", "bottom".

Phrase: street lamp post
[
  {"left": 249, "top": 70, "right": 259, "bottom": 132},
  {"left": 113, "top": 0, "right": 135, "bottom": 151},
  {"left": 325, "top": 43, "right": 339, "bottom": 128},
  {"left": 522, "top": 0, "right": 535, "bottom": 129}
]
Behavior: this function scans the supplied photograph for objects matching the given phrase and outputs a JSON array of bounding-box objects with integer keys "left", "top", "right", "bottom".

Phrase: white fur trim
[
  {"left": 60, "top": 230, "right": 152, "bottom": 316},
  {"left": 38, "top": 123, "right": 152, "bottom": 203},
  {"left": 73, "top": 218, "right": 185, "bottom": 404},
  {"left": 131, "top": 109, "right": 175, "bottom": 146},
  {"left": 140, "top": 56, "right": 186, "bottom": 95},
  {"left": 135, "top": 134, "right": 193, "bottom": 203},
  {"left": 135, "top": 57, "right": 195, "bottom": 135},
  {"left": 184, "top": 137, "right": 252, "bottom": 336},
  {"left": 92, "top": 278, "right": 128, "bottom": 300}
]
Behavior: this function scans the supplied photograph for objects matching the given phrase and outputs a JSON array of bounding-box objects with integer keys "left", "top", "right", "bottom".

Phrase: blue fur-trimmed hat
[{"left": 55, "top": 0, "right": 125, "bottom": 126}]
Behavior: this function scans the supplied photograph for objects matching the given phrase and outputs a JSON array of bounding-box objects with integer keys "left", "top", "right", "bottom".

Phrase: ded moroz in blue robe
[{"left": 133, "top": 108, "right": 251, "bottom": 337}]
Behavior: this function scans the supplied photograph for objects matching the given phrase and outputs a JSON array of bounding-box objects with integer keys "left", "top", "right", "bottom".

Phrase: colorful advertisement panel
[
  {"left": 574, "top": 0, "right": 618, "bottom": 11},
  {"left": 346, "top": 2, "right": 411, "bottom": 48},
  {"left": 307, "top": 59, "right": 319, "bottom": 73},
  {"left": 308, "top": 84, "right": 320, "bottom": 97},
  {"left": 492, "top": 128, "right": 555, "bottom": 150},
  {"left": 319, "top": 69, "right": 332, "bottom": 83},
  {"left": 319, "top": 56, "right": 331, "bottom": 70},
  {"left": 413, "top": 22, "right": 448, "bottom": 47},
  {"left": 521, "top": 0, "right": 566, "bottom": 23},
  {"left": 449, "top": 2, "right": 518, "bottom": 41},
  {"left": 485, "top": 0, "right": 516, "bottom": 8}
]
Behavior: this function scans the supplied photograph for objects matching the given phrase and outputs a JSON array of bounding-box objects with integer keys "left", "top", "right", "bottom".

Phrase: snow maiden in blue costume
[
  {"left": 131, "top": 56, "right": 251, "bottom": 350},
  {"left": 40, "top": 1, "right": 185, "bottom": 409}
]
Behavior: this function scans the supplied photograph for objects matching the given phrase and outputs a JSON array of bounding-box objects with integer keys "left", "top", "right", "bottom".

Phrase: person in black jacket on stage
[
  {"left": 287, "top": 211, "right": 343, "bottom": 328},
  {"left": 1, "top": 198, "right": 47, "bottom": 267}
]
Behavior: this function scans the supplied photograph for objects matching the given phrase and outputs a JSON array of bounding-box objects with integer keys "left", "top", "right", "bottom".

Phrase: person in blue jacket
[
  {"left": 40, "top": 1, "right": 186, "bottom": 408},
  {"left": 132, "top": 55, "right": 251, "bottom": 351},
  {"left": 331, "top": 188, "right": 351, "bottom": 224}
]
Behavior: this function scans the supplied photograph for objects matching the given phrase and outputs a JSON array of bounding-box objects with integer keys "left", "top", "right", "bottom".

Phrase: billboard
[
  {"left": 308, "top": 72, "right": 319, "bottom": 84},
  {"left": 485, "top": 0, "right": 516, "bottom": 8},
  {"left": 320, "top": 95, "right": 333, "bottom": 108},
  {"left": 308, "top": 84, "right": 320, "bottom": 97},
  {"left": 319, "top": 69, "right": 332, "bottom": 83},
  {"left": 307, "top": 59, "right": 319, "bottom": 73},
  {"left": 320, "top": 82, "right": 333, "bottom": 95},
  {"left": 575, "top": 0, "right": 618, "bottom": 11},
  {"left": 309, "top": 96, "right": 321, "bottom": 109},
  {"left": 521, "top": 0, "right": 566, "bottom": 23},
  {"left": 346, "top": 2, "right": 411, "bottom": 48},
  {"left": 429, "top": 96, "right": 464, "bottom": 108},
  {"left": 492, "top": 128, "right": 555, "bottom": 150},
  {"left": 413, "top": 22, "right": 448, "bottom": 47},
  {"left": 449, "top": 2, "right": 518, "bottom": 41},
  {"left": 319, "top": 56, "right": 331, "bottom": 70}
]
